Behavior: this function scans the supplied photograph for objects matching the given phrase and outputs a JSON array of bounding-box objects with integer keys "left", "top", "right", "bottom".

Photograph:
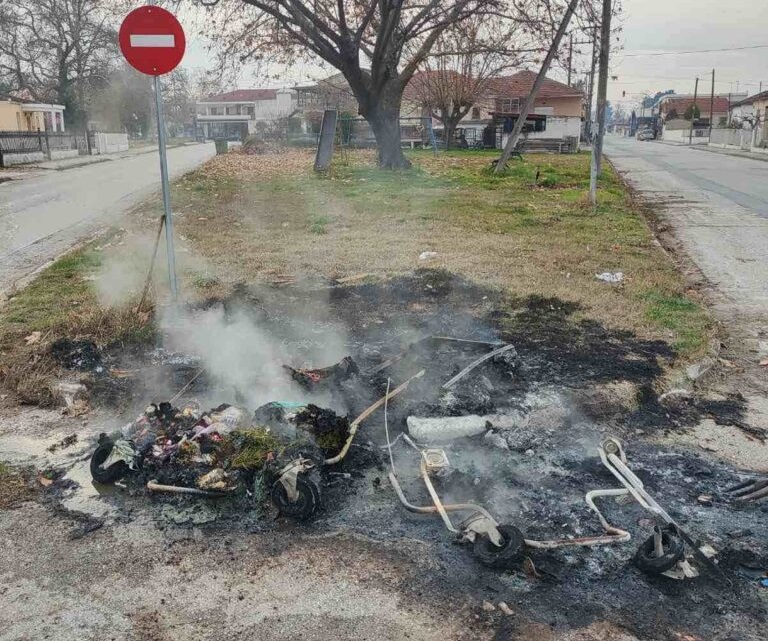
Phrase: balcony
[{"left": 196, "top": 114, "right": 253, "bottom": 122}]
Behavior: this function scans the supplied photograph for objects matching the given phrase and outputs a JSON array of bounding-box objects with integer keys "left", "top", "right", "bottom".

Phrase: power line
[
  {"left": 623, "top": 44, "right": 768, "bottom": 57},
  {"left": 611, "top": 79, "right": 762, "bottom": 86}
]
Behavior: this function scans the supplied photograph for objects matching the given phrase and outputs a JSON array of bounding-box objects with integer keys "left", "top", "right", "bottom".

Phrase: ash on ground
[{"left": 47, "top": 270, "right": 767, "bottom": 640}]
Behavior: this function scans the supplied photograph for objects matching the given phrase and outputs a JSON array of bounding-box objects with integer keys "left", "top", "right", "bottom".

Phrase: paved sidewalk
[
  {"left": 27, "top": 141, "right": 199, "bottom": 171},
  {"left": 691, "top": 144, "right": 768, "bottom": 163},
  {"left": 0, "top": 142, "right": 215, "bottom": 292}
]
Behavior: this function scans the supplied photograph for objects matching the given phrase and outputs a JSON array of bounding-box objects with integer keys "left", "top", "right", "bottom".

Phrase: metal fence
[
  {"left": 0, "top": 130, "right": 88, "bottom": 167},
  {"left": 286, "top": 117, "right": 438, "bottom": 150}
]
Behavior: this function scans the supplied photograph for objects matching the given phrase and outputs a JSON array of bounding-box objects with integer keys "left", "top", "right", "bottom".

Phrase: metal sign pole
[{"left": 153, "top": 74, "right": 178, "bottom": 300}]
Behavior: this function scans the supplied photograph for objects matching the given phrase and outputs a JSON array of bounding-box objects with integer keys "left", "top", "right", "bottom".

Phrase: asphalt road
[
  {"left": 0, "top": 142, "right": 215, "bottom": 292},
  {"left": 604, "top": 136, "right": 768, "bottom": 318}
]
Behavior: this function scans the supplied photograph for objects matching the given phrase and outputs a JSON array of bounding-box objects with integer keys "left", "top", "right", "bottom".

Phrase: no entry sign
[{"left": 119, "top": 6, "right": 185, "bottom": 76}]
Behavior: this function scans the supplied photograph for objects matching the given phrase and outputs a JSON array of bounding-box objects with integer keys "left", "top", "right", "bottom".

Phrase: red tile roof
[
  {"left": 403, "top": 69, "right": 582, "bottom": 105},
  {"left": 202, "top": 89, "right": 278, "bottom": 102},
  {"left": 661, "top": 96, "right": 730, "bottom": 115},
  {"left": 486, "top": 70, "right": 583, "bottom": 99}
]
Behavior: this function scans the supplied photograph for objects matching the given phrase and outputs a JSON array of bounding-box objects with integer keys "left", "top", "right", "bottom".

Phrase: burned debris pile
[
  {"left": 67, "top": 273, "right": 768, "bottom": 638},
  {"left": 91, "top": 398, "right": 342, "bottom": 520}
]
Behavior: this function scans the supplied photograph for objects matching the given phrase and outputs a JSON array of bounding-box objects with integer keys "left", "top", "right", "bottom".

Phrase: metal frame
[{"left": 389, "top": 434, "right": 630, "bottom": 550}]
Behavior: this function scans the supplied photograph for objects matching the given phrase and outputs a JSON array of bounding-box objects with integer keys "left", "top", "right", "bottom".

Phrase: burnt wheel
[
  {"left": 634, "top": 525, "right": 685, "bottom": 575},
  {"left": 472, "top": 524, "right": 524, "bottom": 569},
  {"left": 89, "top": 441, "right": 128, "bottom": 484},
  {"left": 270, "top": 475, "right": 320, "bottom": 521}
]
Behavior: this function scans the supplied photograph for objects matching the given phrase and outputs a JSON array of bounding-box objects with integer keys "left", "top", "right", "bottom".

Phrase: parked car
[{"left": 636, "top": 129, "right": 655, "bottom": 141}]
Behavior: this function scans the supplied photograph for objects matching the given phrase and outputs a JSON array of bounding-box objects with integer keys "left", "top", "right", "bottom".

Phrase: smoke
[
  {"left": 158, "top": 292, "right": 352, "bottom": 411},
  {"left": 93, "top": 226, "right": 216, "bottom": 308}
]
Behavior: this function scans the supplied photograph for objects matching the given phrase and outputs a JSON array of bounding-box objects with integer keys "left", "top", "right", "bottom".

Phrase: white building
[
  {"left": 403, "top": 70, "right": 584, "bottom": 151},
  {"left": 195, "top": 89, "right": 297, "bottom": 140}
]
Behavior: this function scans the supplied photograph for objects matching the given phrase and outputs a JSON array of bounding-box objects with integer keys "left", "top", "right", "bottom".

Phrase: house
[
  {"left": 484, "top": 71, "right": 583, "bottom": 151},
  {"left": 729, "top": 91, "right": 768, "bottom": 128},
  {"left": 709, "top": 91, "right": 768, "bottom": 152},
  {"left": 295, "top": 72, "right": 359, "bottom": 114},
  {"left": 293, "top": 72, "right": 361, "bottom": 139},
  {"left": 195, "top": 88, "right": 297, "bottom": 140},
  {"left": 0, "top": 94, "right": 67, "bottom": 132},
  {"left": 402, "top": 70, "right": 583, "bottom": 151},
  {"left": 648, "top": 92, "right": 746, "bottom": 142},
  {"left": 655, "top": 94, "right": 731, "bottom": 129}
]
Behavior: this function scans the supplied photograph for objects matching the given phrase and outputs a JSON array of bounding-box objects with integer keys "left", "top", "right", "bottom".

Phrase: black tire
[
  {"left": 89, "top": 441, "right": 128, "bottom": 484},
  {"left": 634, "top": 526, "right": 686, "bottom": 575},
  {"left": 472, "top": 524, "right": 525, "bottom": 569},
  {"left": 271, "top": 475, "right": 320, "bottom": 521}
]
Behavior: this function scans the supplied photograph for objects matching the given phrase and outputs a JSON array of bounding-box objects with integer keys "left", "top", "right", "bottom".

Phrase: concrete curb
[
  {"left": 690, "top": 144, "right": 768, "bottom": 163},
  {"left": 27, "top": 142, "right": 198, "bottom": 172}
]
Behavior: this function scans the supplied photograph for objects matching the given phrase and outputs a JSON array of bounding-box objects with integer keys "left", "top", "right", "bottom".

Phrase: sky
[
  {"left": 176, "top": 0, "right": 768, "bottom": 111},
  {"left": 605, "top": 0, "right": 768, "bottom": 111}
]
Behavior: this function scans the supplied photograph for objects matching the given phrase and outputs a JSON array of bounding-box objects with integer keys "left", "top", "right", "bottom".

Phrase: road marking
[{"left": 130, "top": 34, "right": 175, "bottom": 48}]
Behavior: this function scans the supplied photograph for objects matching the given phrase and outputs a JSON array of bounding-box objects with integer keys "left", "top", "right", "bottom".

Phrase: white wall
[
  {"left": 2, "top": 151, "right": 45, "bottom": 165},
  {"left": 662, "top": 127, "right": 709, "bottom": 144},
  {"left": 2, "top": 149, "right": 77, "bottom": 165},
  {"left": 92, "top": 132, "right": 129, "bottom": 155},
  {"left": 708, "top": 127, "right": 766, "bottom": 151},
  {"left": 531, "top": 116, "right": 580, "bottom": 139}
]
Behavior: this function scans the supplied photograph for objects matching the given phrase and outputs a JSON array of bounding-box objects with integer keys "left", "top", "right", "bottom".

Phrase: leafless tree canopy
[
  {"left": 197, "top": 0, "right": 610, "bottom": 167},
  {"left": 200, "top": 0, "right": 537, "bottom": 167},
  {"left": 406, "top": 16, "right": 533, "bottom": 148},
  {"left": 0, "top": 0, "right": 119, "bottom": 127}
]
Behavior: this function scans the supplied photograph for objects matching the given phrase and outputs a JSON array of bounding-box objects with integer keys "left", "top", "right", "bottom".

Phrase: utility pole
[
  {"left": 708, "top": 69, "right": 715, "bottom": 137},
  {"left": 567, "top": 33, "right": 574, "bottom": 86},
  {"left": 589, "top": 0, "right": 612, "bottom": 204},
  {"left": 585, "top": 24, "right": 598, "bottom": 142},
  {"left": 689, "top": 76, "right": 699, "bottom": 145},
  {"left": 728, "top": 91, "right": 732, "bottom": 125}
]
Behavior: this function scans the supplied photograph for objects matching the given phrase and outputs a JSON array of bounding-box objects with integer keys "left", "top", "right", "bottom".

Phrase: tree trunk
[
  {"left": 445, "top": 120, "right": 456, "bottom": 150},
  {"left": 368, "top": 106, "right": 411, "bottom": 169},
  {"left": 352, "top": 74, "right": 411, "bottom": 169}
]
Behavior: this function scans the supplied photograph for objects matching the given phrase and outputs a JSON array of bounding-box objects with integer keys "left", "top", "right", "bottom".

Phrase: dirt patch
[{"left": 0, "top": 464, "right": 39, "bottom": 509}]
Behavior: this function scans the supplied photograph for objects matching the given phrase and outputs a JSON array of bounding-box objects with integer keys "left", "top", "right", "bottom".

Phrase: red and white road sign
[{"left": 119, "top": 6, "right": 185, "bottom": 76}]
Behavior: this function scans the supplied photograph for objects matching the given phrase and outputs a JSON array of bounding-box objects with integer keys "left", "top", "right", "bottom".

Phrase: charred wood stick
[
  {"left": 137, "top": 214, "right": 166, "bottom": 313},
  {"left": 727, "top": 477, "right": 768, "bottom": 502},
  {"left": 169, "top": 368, "right": 205, "bottom": 404},
  {"left": 146, "top": 479, "right": 222, "bottom": 497}
]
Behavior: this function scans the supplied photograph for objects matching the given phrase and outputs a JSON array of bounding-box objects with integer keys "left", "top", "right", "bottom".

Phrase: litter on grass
[{"left": 595, "top": 271, "right": 624, "bottom": 283}]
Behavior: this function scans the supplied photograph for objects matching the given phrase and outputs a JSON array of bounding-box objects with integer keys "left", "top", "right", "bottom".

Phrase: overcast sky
[
  {"left": 606, "top": 0, "right": 768, "bottom": 109},
  {"left": 180, "top": 0, "right": 768, "bottom": 110}
]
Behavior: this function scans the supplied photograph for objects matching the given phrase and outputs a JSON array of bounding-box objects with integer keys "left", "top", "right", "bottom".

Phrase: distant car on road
[{"left": 636, "top": 129, "right": 655, "bottom": 141}]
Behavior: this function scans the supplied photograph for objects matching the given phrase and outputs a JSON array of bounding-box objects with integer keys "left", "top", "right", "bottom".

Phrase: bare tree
[
  {"left": 0, "top": 0, "right": 119, "bottom": 129},
  {"left": 161, "top": 69, "right": 193, "bottom": 137},
  {"left": 405, "top": 16, "right": 530, "bottom": 149},
  {"left": 89, "top": 64, "right": 151, "bottom": 135},
  {"left": 199, "top": 0, "right": 529, "bottom": 169}
]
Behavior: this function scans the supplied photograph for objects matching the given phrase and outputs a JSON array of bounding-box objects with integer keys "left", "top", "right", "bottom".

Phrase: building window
[
  {"left": 498, "top": 98, "right": 520, "bottom": 113},
  {"left": 472, "top": 107, "right": 481, "bottom": 120},
  {"left": 503, "top": 116, "right": 546, "bottom": 133},
  {"left": 226, "top": 105, "right": 237, "bottom": 115}
]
